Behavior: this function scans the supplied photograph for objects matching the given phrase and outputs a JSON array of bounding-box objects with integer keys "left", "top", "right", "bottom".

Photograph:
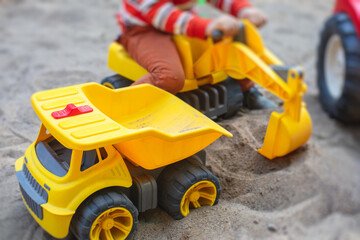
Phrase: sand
[{"left": 0, "top": 0, "right": 359, "bottom": 239}]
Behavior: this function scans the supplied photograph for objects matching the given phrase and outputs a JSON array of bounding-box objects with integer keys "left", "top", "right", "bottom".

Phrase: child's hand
[
  {"left": 206, "top": 15, "right": 239, "bottom": 38},
  {"left": 238, "top": 7, "right": 267, "bottom": 28}
]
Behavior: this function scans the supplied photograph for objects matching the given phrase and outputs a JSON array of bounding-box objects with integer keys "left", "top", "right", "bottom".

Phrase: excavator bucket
[
  {"left": 258, "top": 69, "right": 312, "bottom": 159},
  {"left": 258, "top": 105, "right": 312, "bottom": 159}
]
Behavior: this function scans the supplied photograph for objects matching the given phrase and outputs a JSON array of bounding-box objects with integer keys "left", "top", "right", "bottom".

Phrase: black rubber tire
[
  {"left": 317, "top": 13, "right": 360, "bottom": 123},
  {"left": 71, "top": 191, "right": 138, "bottom": 240},
  {"left": 158, "top": 158, "right": 221, "bottom": 220},
  {"left": 220, "top": 77, "right": 243, "bottom": 119},
  {"left": 101, "top": 74, "right": 134, "bottom": 89}
]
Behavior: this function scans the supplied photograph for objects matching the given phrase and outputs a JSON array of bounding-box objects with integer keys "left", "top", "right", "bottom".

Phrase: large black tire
[
  {"left": 158, "top": 158, "right": 221, "bottom": 220},
  {"left": 220, "top": 77, "right": 243, "bottom": 119},
  {"left": 101, "top": 74, "right": 134, "bottom": 89},
  {"left": 317, "top": 13, "right": 360, "bottom": 123},
  {"left": 71, "top": 191, "right": 138, "bottom": 240}
]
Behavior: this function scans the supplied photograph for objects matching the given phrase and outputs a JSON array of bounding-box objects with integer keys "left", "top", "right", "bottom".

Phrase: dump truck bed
[{"left": 31, "top": 83, "right": 232, "bottom": 169}]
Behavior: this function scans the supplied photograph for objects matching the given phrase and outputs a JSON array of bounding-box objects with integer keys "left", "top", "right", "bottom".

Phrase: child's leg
[{"left": 119, "top": 26, "right": 185, "bottom": 94}]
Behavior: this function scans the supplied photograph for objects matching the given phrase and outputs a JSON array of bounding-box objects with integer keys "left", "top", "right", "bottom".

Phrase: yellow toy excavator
[{"left": 102, "top": 20, "right": 312, "bottom": 159}]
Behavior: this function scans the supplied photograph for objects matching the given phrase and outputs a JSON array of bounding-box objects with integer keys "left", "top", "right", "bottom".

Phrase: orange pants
[{"left": 119, "top": 26, "right": 254, "bottom": 94}]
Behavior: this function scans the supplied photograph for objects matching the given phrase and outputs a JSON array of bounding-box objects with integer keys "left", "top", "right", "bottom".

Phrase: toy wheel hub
[
  {"left": 324, "top": 33, "right": 345, "bottom": 100},
  {"left": 103, "top": 82, "right": 115, "bottom": 89},
  {"left": 102, "top": 218, "right": 115, "bottom": 230},
  {"left": 90, "top": 207, "right": 133, "bottom": 240},
  {"left": 189, "top": 191, "right": 200, "bottom": 202},
  {"left": 180, "top": 180, "right": 217, "bottom": 217}
]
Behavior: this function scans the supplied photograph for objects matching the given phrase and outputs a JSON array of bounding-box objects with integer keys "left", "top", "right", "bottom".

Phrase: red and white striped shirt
[{"left": 117, "top": 0, "right": 251, "bottom": 39}]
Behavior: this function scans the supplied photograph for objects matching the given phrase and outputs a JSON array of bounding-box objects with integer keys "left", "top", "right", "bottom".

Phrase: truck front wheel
[
  {"left": 158, "top": 159, "right": 221, "bottom": 220},
  {"left": 71, "top": 191, "right": 138, "bottom": 240}
]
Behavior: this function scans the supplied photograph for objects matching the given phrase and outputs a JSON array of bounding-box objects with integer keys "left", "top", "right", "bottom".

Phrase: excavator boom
[{"left": 192, "top": 21, "right": 312, "bottom": 159}]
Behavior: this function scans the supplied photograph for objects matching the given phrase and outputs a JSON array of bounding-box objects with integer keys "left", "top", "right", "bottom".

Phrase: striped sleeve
[
  {"left": 207, "top": 0, "right": 252, "bottom": 17},
  {"left": 140, "top": 0, "right": 211, "bottom": 39}
]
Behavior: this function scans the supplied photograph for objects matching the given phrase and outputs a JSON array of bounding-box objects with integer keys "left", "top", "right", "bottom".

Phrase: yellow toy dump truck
[
  {"left": 102, "top": 20, "right": 312, "bottom": 160},
  {"left": 15, "top": 83, "right": 232, "bottom": 240}
]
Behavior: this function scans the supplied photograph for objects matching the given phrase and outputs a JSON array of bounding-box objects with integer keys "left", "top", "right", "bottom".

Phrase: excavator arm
[{"left": 193, "top": 20, "right": 312, "bottom": 159}]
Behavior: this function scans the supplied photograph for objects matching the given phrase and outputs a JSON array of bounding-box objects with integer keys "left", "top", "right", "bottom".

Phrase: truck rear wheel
[
  {"left": 317, "top": 13, "right": 360, "bottom": 123},
  {"left": 101, "top": 74, "right": 133, "bottom": 89},
  {"left": 158, "top": 158, "right": 221, "bottom": 220},
  {"left": 71, "top": 191, "right": 138, "bottom": 240}
]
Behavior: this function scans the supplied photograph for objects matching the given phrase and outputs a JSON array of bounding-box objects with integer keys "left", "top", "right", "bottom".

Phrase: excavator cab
[{"left": 104, "top": 20, "right": 312, "bottom": 160}]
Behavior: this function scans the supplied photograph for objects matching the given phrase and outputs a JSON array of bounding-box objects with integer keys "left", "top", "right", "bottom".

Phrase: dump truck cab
[
  {"left": 15, "top": 83, "right": 231, "bottom": 239},
  {"left": 15, "top": 124, "right": 133, "bottom": 239}
]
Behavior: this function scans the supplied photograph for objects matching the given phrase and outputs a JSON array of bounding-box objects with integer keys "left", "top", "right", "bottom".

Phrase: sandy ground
[{"left": 0, "top": 0, "right": 360, "bottom": 239}]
